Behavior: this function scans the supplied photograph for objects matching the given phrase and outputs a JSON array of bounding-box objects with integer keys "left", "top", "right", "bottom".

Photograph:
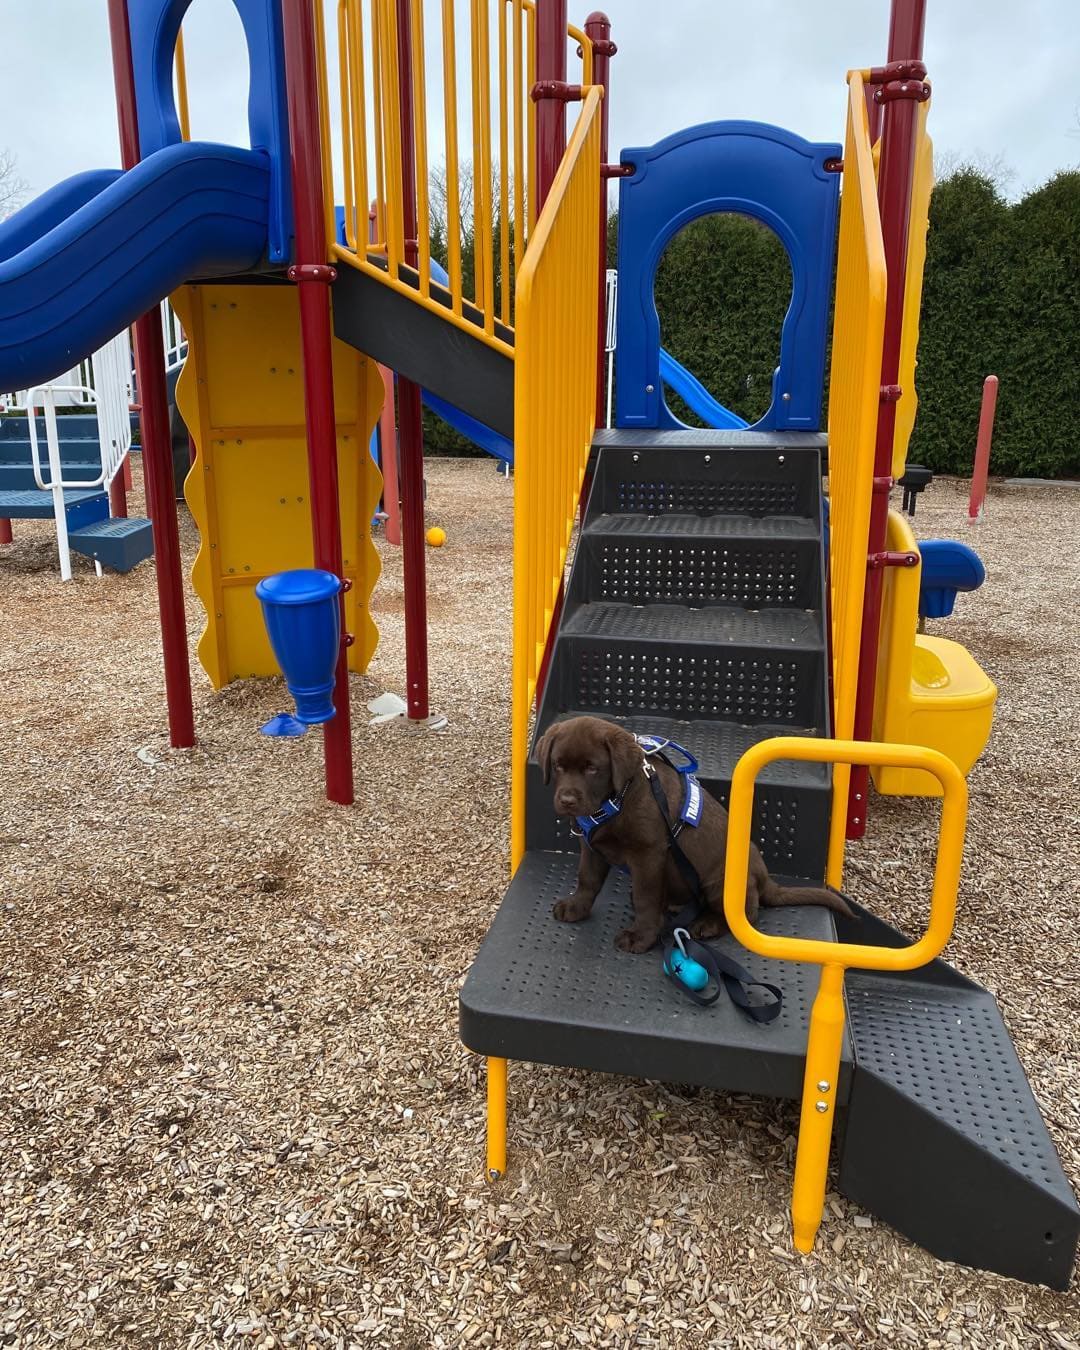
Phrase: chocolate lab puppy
[{"left": 536, "top": 715, "right": 851, "bottom": 954}]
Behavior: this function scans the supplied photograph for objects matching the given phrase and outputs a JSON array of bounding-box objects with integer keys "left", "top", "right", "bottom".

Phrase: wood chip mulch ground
[{"left": 1, "top": 459, "right": 1078, "bottom": 1348}]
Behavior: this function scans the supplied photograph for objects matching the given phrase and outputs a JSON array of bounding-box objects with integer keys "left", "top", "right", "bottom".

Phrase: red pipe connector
[
  {"left": 287, "top": 263, "right": 338, "bottom": 283},
  {"left": 874, "top": 79, "right": 931, "bottom": 105},
  {"left": 530, "top": 80, "right": 584, "bottom": 103}
]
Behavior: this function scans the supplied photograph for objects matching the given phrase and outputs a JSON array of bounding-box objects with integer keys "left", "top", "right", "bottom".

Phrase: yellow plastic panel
[
  {"left": 172, "top": 283, "right": 382, "bottom": 689},
  {"left": 871, "top": 510, "right": 997, "bottom": 795}
]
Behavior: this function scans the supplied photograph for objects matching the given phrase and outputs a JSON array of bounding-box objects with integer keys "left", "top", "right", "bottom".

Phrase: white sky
[{"left": 1, "top": 0, "right": 1077, "bottom": 208}]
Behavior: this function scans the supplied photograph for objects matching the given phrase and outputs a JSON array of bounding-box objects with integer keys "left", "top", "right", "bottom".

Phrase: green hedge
[{"left": 421, "top": 166, "right": 1079, "bottom": 478}]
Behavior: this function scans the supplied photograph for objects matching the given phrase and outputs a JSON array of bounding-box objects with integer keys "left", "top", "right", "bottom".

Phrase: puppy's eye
[
  {"left": 553, "top": 761, "right": 563, "bottom": 772},
  {"left": 585, "top": 764, "right": 599, "bottom": 775}
]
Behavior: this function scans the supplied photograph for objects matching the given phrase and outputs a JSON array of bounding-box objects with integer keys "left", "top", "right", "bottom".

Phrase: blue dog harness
[{"left": 572, "top": 735, "right": 703, "bottom": 846}]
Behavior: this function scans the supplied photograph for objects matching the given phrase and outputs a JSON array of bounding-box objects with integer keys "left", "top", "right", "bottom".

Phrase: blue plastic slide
[
  {"left": 0, "top": 143, "right": 270, "bottom": 394},
  {"left": 658, "top": 347, "right": 748, "bottom": 431}
]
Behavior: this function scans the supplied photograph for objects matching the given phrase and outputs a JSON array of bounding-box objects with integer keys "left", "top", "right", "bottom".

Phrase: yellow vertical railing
[
  {"left": 509, "top": 86, "right": 602, "bottom": 868},
  {"left": 823, "top": 70, "right": 888, "bottom": 886},
  {"left": 174, "top": 30, "right": 191, "bottom": 141},
  {"left": 324, "top": 0, "right": 589, "bottom": 353}
]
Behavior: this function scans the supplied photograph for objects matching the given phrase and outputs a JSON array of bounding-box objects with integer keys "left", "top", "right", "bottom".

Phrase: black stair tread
[
  {"left": 459, "top": 850, "right": 852, "bottom": 1101},
  {"left": 593, "top": 428, "right": 827, "bottom": 451},
  {"left": 534, "top": 712, "right": 830, "bottom": 787},
  {"left": 562, "top": 602, "right": 823, "bottom": 649},
  {"left": 69, "top": 517, "right": 151, "bottom": 539},
  {"left": 584, "top": 512, "right": 819, "bottom": 539},
  {"left": 845, "top": 971, "right": 1076, "bottom": 1208}
]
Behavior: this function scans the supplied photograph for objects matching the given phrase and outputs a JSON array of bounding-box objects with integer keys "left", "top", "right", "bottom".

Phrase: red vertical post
[
  {"left": 535, "top": 0, "right": 569, "bottom": 205},
  {"left": 968, "top": 375, "right": 998, "bottom": 521},
  {"left": 110, "top": 471, "right": 129, "bottom": 517},
  {"left": 394, "top": 0, "right": 430, "bottom": 721},
  {"left": 846, "top": 0, "right": 928, "bottom": 837},
  {"left": 0, "top": 519, "right": 11, "bottom": 545},
  {"left": 107, "top": 0, "right": 194, "bottom": 749},
  {"left": 281, "top": 0, "right": 354, "bottom": 803}
]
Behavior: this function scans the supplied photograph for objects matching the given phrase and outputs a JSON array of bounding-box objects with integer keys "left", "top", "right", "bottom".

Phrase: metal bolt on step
[
  {"left": 817, "top": 1080, "right": 831, "bottom": 1093},
  {"left": 815, "top": 1100, "right": 829, "bottom": 1113}
]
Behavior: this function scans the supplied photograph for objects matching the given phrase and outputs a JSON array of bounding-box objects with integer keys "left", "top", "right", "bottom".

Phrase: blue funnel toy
[
  {"left": 918, "top": 540, "right": 986, "bottom": 620},
  {"left": 255, "top": 569, "right": 343, "bottom": 725}
]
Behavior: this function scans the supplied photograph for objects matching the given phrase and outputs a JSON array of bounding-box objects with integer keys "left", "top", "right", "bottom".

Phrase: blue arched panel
[
  {"left": 126, "top": 0, "right": 292, "bottom": 262},
  {"left": 614, "top": 122, "right": 840, "bottom": 432}
]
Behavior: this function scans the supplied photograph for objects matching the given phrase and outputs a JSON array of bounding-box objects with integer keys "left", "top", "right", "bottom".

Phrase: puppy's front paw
[
  {"left": 615, "top": 926, "right": 659, "bottom": 954},
  {"left": 690, "top": 913, "right": 727, "bottom": 941},
  {"left": 553, "top": 895, "right": 592, "bottom": 923}
]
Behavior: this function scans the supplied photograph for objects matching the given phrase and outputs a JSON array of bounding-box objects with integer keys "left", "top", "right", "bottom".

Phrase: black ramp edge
[
  {"left": 837, "top": 909, "right": 1079, "bottom": 1289},
  {"left": 332, "top": 263, "right": 514, "bottom": 437},
  {"left": 459, "top": 850, "right": 853, "bottom": 1103}
]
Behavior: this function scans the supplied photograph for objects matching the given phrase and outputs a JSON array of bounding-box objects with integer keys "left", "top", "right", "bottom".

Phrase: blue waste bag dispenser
[{"left": 255, "top": 569, "right": 343, "bottom": 730}]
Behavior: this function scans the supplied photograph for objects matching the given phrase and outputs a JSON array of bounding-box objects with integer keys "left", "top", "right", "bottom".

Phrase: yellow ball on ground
[{"left": 426, "top": 526, "right": 447, "bottom": 547}]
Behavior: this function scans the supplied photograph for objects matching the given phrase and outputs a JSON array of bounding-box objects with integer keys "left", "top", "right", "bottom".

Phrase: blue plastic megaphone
[{"left": 255, "top": 569, "right": 342, "bottom": 725}]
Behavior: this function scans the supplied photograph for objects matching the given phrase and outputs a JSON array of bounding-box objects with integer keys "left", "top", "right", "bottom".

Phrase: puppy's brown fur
[{"left": 536, "top": 715, "right": 851, "bottom": 954}]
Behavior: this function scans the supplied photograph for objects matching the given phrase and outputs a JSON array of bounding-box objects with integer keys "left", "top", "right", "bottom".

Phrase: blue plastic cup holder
[{"left": 255, "top": 569, "right": 343, "bottom": 725}]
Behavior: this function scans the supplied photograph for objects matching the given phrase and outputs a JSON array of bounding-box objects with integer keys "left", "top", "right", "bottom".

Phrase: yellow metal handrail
[
  {"left": 824, "top": 71, "right": 887, "bottom": 885},
  {"left": 723, "top": 735, "right": 968, "bottom": 1257},
  {"left": 327, "top": 0, "right": 593, "bottom": 355},
  {"left": 509, "top": 84, "right": 602, "bottom": 869}
]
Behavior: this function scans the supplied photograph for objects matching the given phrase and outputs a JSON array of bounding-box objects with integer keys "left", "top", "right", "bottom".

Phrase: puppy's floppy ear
[
  {"left": 605, "top": 723, "right": 643, "bottom": 793},
  {"left": 535, "top": 723, "right": 560, "bottom": 785}
]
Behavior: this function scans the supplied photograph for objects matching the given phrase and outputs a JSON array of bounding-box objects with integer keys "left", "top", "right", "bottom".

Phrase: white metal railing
[
  {"left": 26, "top": 328, "right": 134, "bottom": 580},
  {"left": 604, "top": 267, "right": 617, "bottom": 429},
  {"left": 161, "top": 298, "right": 187, "bottom": 373}
]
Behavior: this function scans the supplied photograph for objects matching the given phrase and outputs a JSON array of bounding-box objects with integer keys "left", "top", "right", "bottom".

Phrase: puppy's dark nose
[{"left": 555, "top": 791, "right": 580, "bottom": 814}]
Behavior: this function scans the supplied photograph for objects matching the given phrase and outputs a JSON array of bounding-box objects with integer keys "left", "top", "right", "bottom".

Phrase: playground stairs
[
  {"left": 0, "top": 414, "right": 153, "bottom": 573},
  {"left": 332, "top": 260, "right": 514, "bottom": 439},
  {"left": 460, "top": 428, "right": 1080, "bottom": 1288}
]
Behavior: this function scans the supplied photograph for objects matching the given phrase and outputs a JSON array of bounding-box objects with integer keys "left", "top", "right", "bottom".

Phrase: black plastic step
[
  {"left": 836, "top": 907, "right": 1080, "bottom": 1289},
  {"left": 573, "top": 514, "right": 823, "bottom": 610},
  {"left": 563, "top": 601, "right": 824, "bottom": 648},
  {"left": 333, "top": 259, "right": 514, "bottom": 438},
  {"left": 523, "top": 713, "right": 832, "bottom": 876},
  {"left": 589, "top": 434, "right": 825, "bottom": 519},
  {"left": 459, "top": 849, "right": 853, "bottom": 1101}
]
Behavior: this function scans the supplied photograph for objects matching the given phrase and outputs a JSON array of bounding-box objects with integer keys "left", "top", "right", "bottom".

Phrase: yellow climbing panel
[{"left": 172, "top": 283, "right": 382, "bottom": 688}]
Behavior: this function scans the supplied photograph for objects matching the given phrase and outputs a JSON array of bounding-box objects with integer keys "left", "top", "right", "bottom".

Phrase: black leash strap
[{"left": 645, "top": 769, "right": 783, "bottom": 1024}]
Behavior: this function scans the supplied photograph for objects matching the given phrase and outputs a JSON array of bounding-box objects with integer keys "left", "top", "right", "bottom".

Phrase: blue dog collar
[{"left": 573, "top": 734, "right": 703, "bottom": 843}]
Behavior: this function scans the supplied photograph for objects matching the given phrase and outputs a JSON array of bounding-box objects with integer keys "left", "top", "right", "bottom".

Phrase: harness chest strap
[{"left": 573, "top": 735, "right": 703, "bottom": 844}]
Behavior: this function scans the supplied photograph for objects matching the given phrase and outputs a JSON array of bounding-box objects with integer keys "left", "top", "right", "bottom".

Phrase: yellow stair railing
[
  {"left": 723, "top": 736, "right": 968, "bottom": 1256},
  {"left": 326, "top": 0, "right": 592, "bottom": 354},
  {"left": 824, "top": 70, "right": 888, "bottom": 885},
  {"left": 509, "top": 84, "right": 602, "bottom": 871}
]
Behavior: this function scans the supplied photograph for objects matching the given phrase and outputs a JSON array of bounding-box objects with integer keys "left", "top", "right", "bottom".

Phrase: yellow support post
[
  {"left": 486, "top": 1057, "right": 508, "bottom": 1180},
  {"left": 791, "top": 962, "right": 847, "bottom": 1252},
  {"left": 723, "top": 735, "right": 968, "bottom": 1255}
]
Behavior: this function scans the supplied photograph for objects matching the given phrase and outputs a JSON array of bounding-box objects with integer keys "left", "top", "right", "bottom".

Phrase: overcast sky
[{"left": 2, "top": 0, "right": 1077, "bottom": 209}]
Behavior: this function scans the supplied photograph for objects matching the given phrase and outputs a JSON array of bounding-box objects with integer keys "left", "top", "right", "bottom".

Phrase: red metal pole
[
  {"left": 107, "top": 0, "right": 194, "bottom": 749},
  {"left": 0, "top": 519, "right": 11, "bottom": 545},
  {"left": 535, "top": 0, "right": 569, "bottom": 205},
  {"left": 968, "top": 375, "right": 998, "bottom": 521},
  {"left": 110, "top": 471, "right": 129, "bottom": 517},
  {"left": 845, "top": 0, "right": 928, "bottom": 838},
  {"left": 281, "top": 0, "right": 355, "bottom": 803},
  {"left": 393, "top": 0, "right": 431, "bottom": 721}
]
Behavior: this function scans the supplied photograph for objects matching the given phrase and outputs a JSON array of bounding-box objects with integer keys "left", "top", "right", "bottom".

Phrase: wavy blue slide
[
  {"left": 659, "top": 347, "right": 749, "bottom": 431},
  {"left": 0, "top": 142, "right": 271, "bottom": 395}
]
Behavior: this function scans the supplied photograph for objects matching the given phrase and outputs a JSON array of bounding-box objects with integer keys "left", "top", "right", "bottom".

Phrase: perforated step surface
[
  {"left": 585, "top": 513, "right": 820, "bottom": 539},
  {"left": 573, "top": 521, "right": 822, "bottom": 610},
  {"left": 563, "top": 603, "right": 823, "bottom": 648},
  {"left": 69, "top": 516, "right": 154, "bottom": 572},
  {"left": 0, "top": 487, "right": 106, "bottom": 519},
  {"left": 836, "top": 910, "right": 1080, "bottom": 1289},
  {"left": 459, "top": 849, "right": 852, "bottom": 1101}
]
